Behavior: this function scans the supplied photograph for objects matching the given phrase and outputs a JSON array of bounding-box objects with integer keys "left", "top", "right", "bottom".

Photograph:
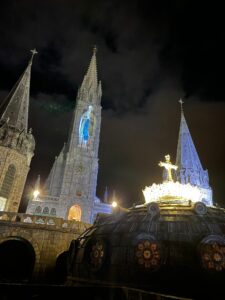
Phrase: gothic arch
[
  {"left": 35, "top": 206, "right": 42, "bottom": 214},
  {"left": 0, "top": 164, "right": 16, "bottom": 199},
  {"left": 43, "top": 207, "right": 49, "bottom": 214},
  {"left": 50, "top": 208, "right": 56, "bottom": 216},
  {"left": 55, "top": 251, "right": 68, "bottom": 283},
  {"left": 0, "top": 237, "right": 35, "bottom": 282},
  {"left": 68, "top": 204, "right": 82, "bottom": 221}
]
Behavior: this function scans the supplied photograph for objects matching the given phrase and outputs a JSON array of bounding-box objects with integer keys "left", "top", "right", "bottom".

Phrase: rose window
[
  {"left": 201, "top": 242, "right": 225, "bottom": 271},
  {"left": 90, "top": 240, "right": 105, "bottom": 270},
  {"left": 135, "top": 240, "right": 161, "bottom": 270}
]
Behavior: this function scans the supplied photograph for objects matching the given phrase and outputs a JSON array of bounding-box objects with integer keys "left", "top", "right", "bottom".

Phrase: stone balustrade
[
  {"left": 0, "top": 211, "right": 91, "bottom": 232},
  {"left": 34, "top": 195, "right": 60, "bottom": 202}
]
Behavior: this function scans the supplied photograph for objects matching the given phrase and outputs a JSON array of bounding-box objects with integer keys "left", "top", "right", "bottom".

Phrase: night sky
[{"left": 0, "top": 0, "right": 225, "bottom": 211}]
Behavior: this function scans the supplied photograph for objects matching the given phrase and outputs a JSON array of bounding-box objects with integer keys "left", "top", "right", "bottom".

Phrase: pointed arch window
[
  {"left": 43, "top": 207, "right": 49, "bottom": 215},
  {"left": 35, "top": 206, "right": 42, "bottom": 214},
  {"left": 50, "top": 208, "right": 56, "bottom": 216},
  {"left": 68, "top": 204, "right": 82, "bottom": 221},
  {"left": 0, "top": 164, "right": 16, "bottom": 199}
]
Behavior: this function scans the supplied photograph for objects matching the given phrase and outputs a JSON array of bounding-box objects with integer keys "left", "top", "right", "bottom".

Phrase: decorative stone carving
[
  {"left": 199, "top": 236, "right": 225, "bottom": 271},
  {"left": 147, "top": 202, "right": 160, "bottom": 216},
  {"left": 23, "top": 216, "right": 33, "bottom": 223},
  {"left": 89, "top": 239, "right": 105, "bottom": 271},
  {"left": 135, "top": 239, "right": 161, "bottom": 270},
  {"left": 194, "top": 202, "right": 207, "bottom": 215}
]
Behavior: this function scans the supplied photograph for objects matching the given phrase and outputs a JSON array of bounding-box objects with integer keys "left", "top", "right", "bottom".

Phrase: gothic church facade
[
  {"left": 0, "top": 51, "right": 36, "bottom": 213},
  {"left": 26, "top": 49, "right": 112, "bottom": 223}
]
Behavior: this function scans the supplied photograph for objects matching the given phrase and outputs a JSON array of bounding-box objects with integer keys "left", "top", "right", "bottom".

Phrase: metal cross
[
  {"left": 30, "top": 48, "right": 38, "bottom": 56},
  {"left": 179, "top": 98, "right": 184, "bottom": 111}
]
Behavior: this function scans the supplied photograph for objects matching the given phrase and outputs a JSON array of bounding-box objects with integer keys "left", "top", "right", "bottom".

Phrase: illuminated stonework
[
  {"left": 143, "top": 181, "right": 202, "bottom": 204},
  {"left": 135, "top": 240, "right": 161, "bottom": 270},
  {"left": 176, "top": 101, "right": 213, "bottom": 206},
  {"left": 26, "top": 48, "right": 112, "bottom": 223},
  {"left": 143, "top": 154, "right": 202, "bottom": 204}
]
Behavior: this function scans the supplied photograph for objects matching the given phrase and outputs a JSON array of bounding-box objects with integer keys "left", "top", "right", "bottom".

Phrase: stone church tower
[
  {"left": 0, "top": 50, "right": 36, "bottom": 212},
  {"left": 175, "top": 100, "right": 213, "bottom": 205},
  {"left": 27, "top": 48, "right": 112, "bottom": 223}
]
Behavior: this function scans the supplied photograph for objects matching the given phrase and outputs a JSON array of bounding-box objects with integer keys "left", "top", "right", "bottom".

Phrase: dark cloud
[{"left": 0, "top": 0, "right": 225, "bottom": 210}]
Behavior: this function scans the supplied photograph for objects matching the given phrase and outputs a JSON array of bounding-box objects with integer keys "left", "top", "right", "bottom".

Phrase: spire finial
[
  {"left": 93, "top": 45, "right": 97, "bottom": 55},
  {"left": 179, "top": 98, "right": 184, "bottom": 112},
  {"left": 29, "top": 49, "right": 38, "bottom": 65},
  {"left": 0, "top": 50, "right": 36, "bottom": 132},
  {"left": 30, "top": 48, "right": 38, "bottom": 56}
]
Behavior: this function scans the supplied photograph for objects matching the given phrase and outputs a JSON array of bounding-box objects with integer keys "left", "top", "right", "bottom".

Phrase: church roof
[
  {"left": 68, "top": 201, "right": 225, "bottom": 298},
  {"left": 0, "top": 49, "right": 37, "bottom": 132},
  {"left": 44, "top": 143, "right": 67, "bottom": 196}
]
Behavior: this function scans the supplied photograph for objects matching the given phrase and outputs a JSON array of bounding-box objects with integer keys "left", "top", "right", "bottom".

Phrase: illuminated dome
[
  {"left": 67, "top": 201, "right": 225, "bottom": 298},
  {"left": 66, "top": 156, "right": 225, "bottom": 299}
]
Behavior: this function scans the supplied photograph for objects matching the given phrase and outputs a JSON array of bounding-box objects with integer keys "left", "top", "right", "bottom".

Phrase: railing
[
  {"left": 0, "top": 211, "right": 91, "bottom": 232},
  {"left": 33, "top": 195, "right": 60, "bottom": 202}
]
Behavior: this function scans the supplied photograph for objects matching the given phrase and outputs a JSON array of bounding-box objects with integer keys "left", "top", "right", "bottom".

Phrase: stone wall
[
  {"left": 0, "top": 211, "right": 91, "bottom": 283},
  {"left": 0, "top": 146, "right": 29, "bottom": 212}
]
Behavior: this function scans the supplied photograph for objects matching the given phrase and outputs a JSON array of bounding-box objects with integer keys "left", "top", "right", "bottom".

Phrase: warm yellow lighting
[
  {"left": 33, "top": 190, "right": 40, "bottom": 199},
  {"left": 112, "top": 201, "right": 118, "bottom": 208},
  {"left": 143, "top": 181, "right": 201, "bottom": 204},
  {"left": 158, "top": 154, "right": 178, "bottom": 182}
]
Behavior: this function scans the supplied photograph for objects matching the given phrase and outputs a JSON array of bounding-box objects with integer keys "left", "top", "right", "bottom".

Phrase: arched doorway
[
  {"left": 54, "top": 251, "right": 68, "bottom": 284},
  {"left": 68, "top": 204, "right": 82, "bottom": 221},
  {"left": 0, "top": 238, "right": 35, "bottom": 282}
]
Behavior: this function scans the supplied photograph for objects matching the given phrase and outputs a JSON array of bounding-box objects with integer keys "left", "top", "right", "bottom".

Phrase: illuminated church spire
[
  {"left": 0, "top": 49, "right": 37, "bottom": 133},
  {"left": 78, "top": 46, "right": 102, "bottom": 104},
  {"left": 80, "top": 46, "right": 98, "bottom": 90},
  {"left": 67, "top": 46, "right": 102, "bottom": 152},
  {"left": 27, "top": 47, "right": 112, "bottom": 223},
  {"left": 175, "top": 99, "right": 213, "bottom": 205},
  {"left": 0, "top": 50, "right": 36, "bottom": 213}
]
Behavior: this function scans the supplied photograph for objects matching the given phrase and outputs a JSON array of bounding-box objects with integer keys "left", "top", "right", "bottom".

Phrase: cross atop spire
[
  {"left": 31, "top": 48, "right": 38, "bottom": 56},
  {"left": 28, "top": 49, "right": 38, "bottom": 67},
  {"left": 0, "top": 49, "right": 36, "bottom": 132},
  {"left": 179, "top": 98, "right": 184, "bottom": 112},
  {"left": 93, "top": 45, "right": 97, "bottom": 54}
]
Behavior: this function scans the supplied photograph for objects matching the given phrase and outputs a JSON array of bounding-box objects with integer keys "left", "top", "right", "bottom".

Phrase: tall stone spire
[
  {"left": 27, "top": 47, "right": 112, "bottom": 222},
  {"left": 176, "top": 99, "right": 210, "bottom": 188},
  {"left": 80, "top": 46, "right": 98, "bottom": 92},
  {"left": 66, "top": 46, "right": 102, "bottom": 154},
  {"left": 0, "top": 49, "right": 37, "bottom": 133},
  {"left": 0, "top": 50, "right": 36, "bottom": 213}
]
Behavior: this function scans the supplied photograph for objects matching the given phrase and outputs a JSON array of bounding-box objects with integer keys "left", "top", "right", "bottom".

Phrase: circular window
[
  {"left": 147, "top": 202, "right": 160, "bottom": 215},
  {"left": 135, "top": 239, "right": 161, "bottom": 270},
  {"left": 200, "top": 241, "right": 225, "bottom": 271},
  {"left": 89, "top": 240, "right": 105, "bottom": 271},
  {"left": 194, "top": 202, "right": 207, "bottom": 215}
]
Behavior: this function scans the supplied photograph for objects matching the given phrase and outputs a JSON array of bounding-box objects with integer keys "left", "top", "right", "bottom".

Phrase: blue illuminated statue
[{"left": 79, "top": 105, "right": 93, "bottom": 146}]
